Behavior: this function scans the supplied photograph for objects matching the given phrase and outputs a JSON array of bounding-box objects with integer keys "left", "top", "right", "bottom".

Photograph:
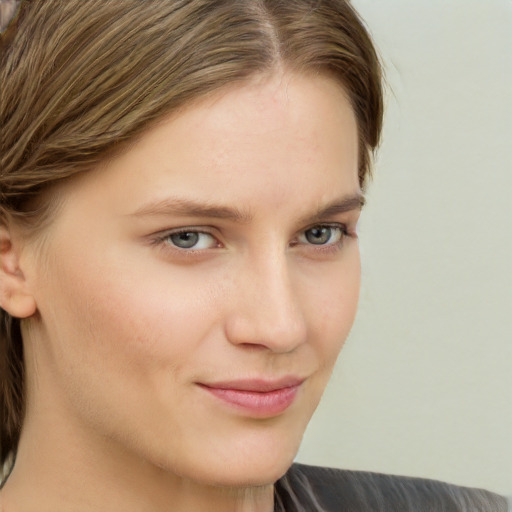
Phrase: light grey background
[{"left": 297, "top": 0, "right": 512, "bottom": 495}]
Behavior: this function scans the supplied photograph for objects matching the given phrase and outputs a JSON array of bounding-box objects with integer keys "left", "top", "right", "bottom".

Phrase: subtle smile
[{"left": 197, "top": 378, "right": 304, "bottom": 418}]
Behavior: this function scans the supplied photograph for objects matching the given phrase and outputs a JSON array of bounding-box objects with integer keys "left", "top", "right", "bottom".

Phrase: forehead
[{"left": 54, "top": 72, "right": 360, "bottom": 223}]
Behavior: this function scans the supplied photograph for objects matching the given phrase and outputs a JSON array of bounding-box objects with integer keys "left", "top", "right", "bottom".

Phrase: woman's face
[{"left": 25, "top": 72, "right": 361, "bottom": 487}]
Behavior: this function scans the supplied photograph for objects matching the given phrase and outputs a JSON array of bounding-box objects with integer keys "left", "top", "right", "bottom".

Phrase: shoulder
[{"left": 275, "top": 463, "right": 508, "bottom": 512}]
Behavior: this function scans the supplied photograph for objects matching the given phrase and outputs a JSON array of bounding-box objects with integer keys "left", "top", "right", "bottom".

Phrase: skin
[{"left": 0, "top": 71, "right": 362, "bottom": 512}]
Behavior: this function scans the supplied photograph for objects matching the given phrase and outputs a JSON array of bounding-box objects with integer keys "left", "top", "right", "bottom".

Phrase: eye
[
  {"left": 163, "top": 230, "right": 218, "bottom": 250},
  {"left": 298, "top": 225, "right": 345, "bottom": 246}
]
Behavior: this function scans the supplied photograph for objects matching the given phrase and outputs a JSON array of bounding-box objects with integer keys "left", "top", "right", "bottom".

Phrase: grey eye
[
  {"left": 165, "top": 231, "right": 217, "bottom": 250},
  {"left": 169, "top": 232, "right": 200, "bottom": 249},
  {"left": 304, "top": 226, "right": 333, "bottom": 245}
]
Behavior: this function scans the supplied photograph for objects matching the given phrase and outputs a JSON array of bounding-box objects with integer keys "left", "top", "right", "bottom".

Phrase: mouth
[{"left": 197, "top": 377, "right": 304, "bottom": 418}]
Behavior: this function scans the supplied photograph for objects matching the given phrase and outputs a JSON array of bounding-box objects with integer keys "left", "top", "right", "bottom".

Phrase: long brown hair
[{"left": 0, "top": 0, "right": 383, "bottom": 474}]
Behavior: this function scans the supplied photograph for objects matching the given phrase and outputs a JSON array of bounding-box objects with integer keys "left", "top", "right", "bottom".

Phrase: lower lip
[{"left": 199, "top": 384, "right": 300, "bottom": 417}]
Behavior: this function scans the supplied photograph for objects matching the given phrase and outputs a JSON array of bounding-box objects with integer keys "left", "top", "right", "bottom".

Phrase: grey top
[{"left": 274, "top": 463, "right": 508, "bottom": 512}]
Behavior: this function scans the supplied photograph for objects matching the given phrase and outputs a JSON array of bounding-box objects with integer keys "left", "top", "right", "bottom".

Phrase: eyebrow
[
  {"left": 129, "top": 193, "right": 365, "bottom": 223},
  {"left": 130, "top": 196, "right": 252, "bottom": 222},
  {"left": 303, "top": 194, "right": 366, "bottom": 225}
]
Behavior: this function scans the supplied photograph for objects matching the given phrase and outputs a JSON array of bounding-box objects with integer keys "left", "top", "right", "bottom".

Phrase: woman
[{"left": 0, "top": 1, "right": 508, "bottom": 511}]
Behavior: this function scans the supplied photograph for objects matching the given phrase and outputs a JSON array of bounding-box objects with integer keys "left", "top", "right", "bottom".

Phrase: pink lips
[{"left": 198, "top": 377, "right": 303, "bottom": 417}]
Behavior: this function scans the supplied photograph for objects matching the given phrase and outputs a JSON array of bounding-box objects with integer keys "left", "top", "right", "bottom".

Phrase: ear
[{"left": 0, "top": 224, "right": 37, "bottom": 319}]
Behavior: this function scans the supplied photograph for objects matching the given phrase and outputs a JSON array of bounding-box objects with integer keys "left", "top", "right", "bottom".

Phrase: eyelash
[
  {"left": 152, "top": 223, "right": 353, "bottom": 256},
  {"left": 293, "top": 223, "right": 351, "bottom": 255},
  {"left": 153, "top": 228, "right": 219, "bottom": 253}
]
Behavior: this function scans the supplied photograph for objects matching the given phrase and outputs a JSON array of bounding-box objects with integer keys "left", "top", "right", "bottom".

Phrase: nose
[{"left": 224, "top": 252, "right": 308, "bottom": 353}]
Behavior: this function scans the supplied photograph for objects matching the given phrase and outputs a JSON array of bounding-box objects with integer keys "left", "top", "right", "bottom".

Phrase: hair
[{"left": 0, "top": 0, "right": 383, "bottom": 479}]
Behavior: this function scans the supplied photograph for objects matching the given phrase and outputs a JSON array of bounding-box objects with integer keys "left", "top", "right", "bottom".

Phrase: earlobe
[{"left": 0, "top": 224, "right": 37, "bottom": 319}]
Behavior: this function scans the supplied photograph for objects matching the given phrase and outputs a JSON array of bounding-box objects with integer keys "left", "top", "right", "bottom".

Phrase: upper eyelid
[
  {"left": 155, "top": 222, "right": 346, "bottom": 235},
  {"left": 152, "top": 227, "right": 219, "bottom": 245},
  {"left": 304, "top": 221, "right": 347, "bottom": 229},
  {"left": 155, "top": 226, "right": 218, "bottom": 238}
]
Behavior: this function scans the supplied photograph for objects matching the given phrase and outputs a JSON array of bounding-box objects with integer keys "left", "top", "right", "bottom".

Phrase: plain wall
[{"left": 297, "top": 0, "right": 512, "bottom": 495}]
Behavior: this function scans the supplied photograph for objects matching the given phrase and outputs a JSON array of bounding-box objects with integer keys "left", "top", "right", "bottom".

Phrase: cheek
[
  {"left": 33, "top": 250, "right": 229, "bottom": 458},
  {"left": 304, "top": 249, "right": 361, "bottom": 365},
  {"left": 301, "top": 252, "right": 361, "bottom": 413},
  {"left": 36, "top": 244, "right": 223, "bottom": 400}
]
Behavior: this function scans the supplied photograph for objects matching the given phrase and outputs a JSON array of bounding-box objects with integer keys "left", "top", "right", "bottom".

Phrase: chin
[
  {"left": 157, "top": 433, "right": 300, "bottom": 489},
  {"left": 200, "top": 437, "right": 301, "bottom": 488},
  {"left": 200, "top": 457, "right": 294, "bottom": 489}
]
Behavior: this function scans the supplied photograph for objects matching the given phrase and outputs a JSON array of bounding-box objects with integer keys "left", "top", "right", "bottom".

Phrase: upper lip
[{"left": 199, "top": 376, "right": 305, "bottom": 393}]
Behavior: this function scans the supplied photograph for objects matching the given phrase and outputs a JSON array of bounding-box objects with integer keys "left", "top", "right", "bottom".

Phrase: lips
[{"left": 198, "top": 377, "right": 304, "bottom": 417}]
